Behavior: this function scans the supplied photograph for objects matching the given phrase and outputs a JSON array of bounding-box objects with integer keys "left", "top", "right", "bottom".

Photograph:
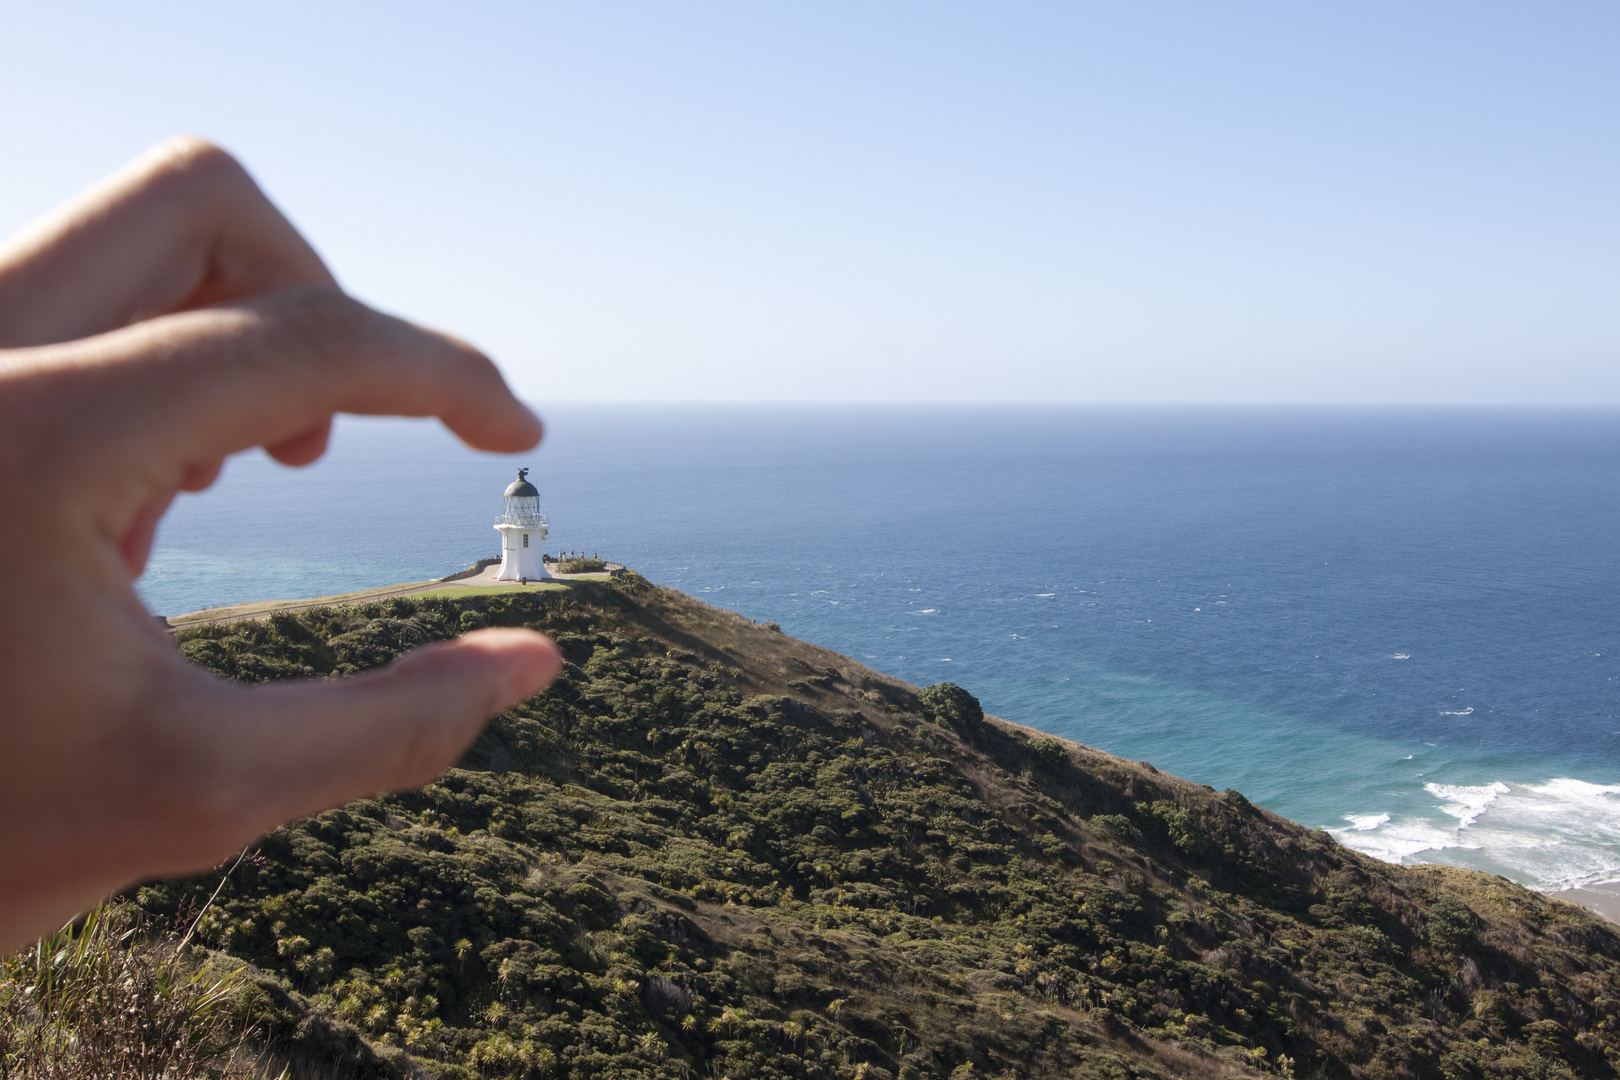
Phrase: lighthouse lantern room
[{"left": 495, "top": 468, "right": 550, "bottom": 582}]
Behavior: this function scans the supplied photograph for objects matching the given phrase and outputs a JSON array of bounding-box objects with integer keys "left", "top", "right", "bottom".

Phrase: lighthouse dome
[
  {"left": 505, "top": 476, "right": 539, "bottom": 498},
  {"left": 504, "top": 468, "right": 539, "bottom": 498}
]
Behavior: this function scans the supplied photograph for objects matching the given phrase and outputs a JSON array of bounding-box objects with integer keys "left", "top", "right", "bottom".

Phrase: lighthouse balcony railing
[{"left": 495, "top": 514, "right": 548, "bottom": 528}]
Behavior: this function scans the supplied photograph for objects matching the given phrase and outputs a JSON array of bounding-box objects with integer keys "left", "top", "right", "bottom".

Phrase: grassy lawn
[{"left": 165, "top": 579, "right": 444, "bottom": 626}]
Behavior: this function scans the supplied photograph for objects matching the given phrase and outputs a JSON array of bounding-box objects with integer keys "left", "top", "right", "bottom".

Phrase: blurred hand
[{"left": 0, "top": 138, "right": 560, "bottom": 952}]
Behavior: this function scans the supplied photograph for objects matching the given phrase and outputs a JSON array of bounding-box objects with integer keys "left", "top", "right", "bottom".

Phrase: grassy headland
[{"left": 22, "top": 574, "right": 1620, "bottom": 1079}]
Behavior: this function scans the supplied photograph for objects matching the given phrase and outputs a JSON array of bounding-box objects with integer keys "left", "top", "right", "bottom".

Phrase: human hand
[{"left": 0, "top": 138, "right": 561, "bottom": 951}]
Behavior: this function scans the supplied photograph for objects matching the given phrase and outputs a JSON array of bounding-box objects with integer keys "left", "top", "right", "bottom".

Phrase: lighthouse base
[{"left": 494, "top": 524, "right": 549, "bottom": 582}]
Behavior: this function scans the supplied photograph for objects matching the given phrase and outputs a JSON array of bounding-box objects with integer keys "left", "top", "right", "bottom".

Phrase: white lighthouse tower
[{"left": 494, "top": 468, "right": 549, "bottom": 582}]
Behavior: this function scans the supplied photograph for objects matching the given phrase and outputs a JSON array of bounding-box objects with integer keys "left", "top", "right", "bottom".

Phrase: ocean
[{"left": 139, "top": 404, "right": 1620, "bottom": 894}]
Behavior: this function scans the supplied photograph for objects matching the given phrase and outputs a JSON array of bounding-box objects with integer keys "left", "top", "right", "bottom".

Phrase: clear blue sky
[{"left": 2, "top": 2, "right": 1616, "bottom": 403}]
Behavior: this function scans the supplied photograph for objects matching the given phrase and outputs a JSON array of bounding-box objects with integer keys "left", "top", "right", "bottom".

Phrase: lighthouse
[{"left": 494, "top": 468, "right": 549, "bottom": 582}]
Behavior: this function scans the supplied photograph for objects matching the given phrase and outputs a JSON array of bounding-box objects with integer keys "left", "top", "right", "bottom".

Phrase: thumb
[{"left": 217, "top": 628, "right": 560, "bottom": 841}]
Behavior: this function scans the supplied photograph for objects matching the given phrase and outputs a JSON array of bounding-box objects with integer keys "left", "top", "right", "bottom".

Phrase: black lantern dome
[
  {"left": 504, "top": 470, "right": 540, "bottom": 498},
  {"left": 500, "top": 468, "right": 544, "bottom": 527}
]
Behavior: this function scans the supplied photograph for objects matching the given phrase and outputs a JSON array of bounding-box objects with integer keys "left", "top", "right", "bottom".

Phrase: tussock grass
[{"left": 0, "top": 902, "right": 250, "bottom": 1079}]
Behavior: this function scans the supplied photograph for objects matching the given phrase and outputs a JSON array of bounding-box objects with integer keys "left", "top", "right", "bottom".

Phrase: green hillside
[{"left": 131, "top": 575, "right": 1620, "bottom": 1079}]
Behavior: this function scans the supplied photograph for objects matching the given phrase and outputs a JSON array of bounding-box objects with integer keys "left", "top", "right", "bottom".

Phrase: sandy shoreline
[{"left": 1553, "top": 882, "right": 1620, "bottom": 924}]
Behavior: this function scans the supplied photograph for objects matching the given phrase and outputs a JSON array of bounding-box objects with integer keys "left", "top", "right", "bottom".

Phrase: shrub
[
  {"left": 1149, "top": 799, "right": 1206, "bottom": 857},
  {"left": 1031, "top": 737, "right": 1069, "bottom": 768},
  {"left": 1089, "top": 813, "right": 1143, "bottom": 845},
  {"left": 918, "top": 682, "right": 984, "bottom": 736},
  {"left": 1427, "top": 897, "right": 1478, "bottom": 949},
  {"left": 557, "top": 557, "right": 607, "bottom": 573}
]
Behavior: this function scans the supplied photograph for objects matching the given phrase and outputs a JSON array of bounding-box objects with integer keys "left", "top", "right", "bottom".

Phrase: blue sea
[{"left": 139, "top": 405, "right": 1620, "bottom": 894}]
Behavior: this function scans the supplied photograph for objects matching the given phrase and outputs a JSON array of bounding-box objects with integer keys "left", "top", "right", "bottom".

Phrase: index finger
[{"left": 2, "top": 286, "right": 541, "bottom": 497}]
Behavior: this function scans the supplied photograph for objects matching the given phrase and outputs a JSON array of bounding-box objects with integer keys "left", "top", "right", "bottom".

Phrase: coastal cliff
[{"left": 123, "top": 574, "right": 1620, "bottom": 1079}]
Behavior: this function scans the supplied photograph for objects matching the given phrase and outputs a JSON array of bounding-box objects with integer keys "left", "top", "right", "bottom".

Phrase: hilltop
[{"left": 130, "top": 573, "right": 1620, "bottom": 1079}]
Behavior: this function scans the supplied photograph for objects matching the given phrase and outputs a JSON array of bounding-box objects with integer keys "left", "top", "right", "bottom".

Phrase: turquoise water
[{"left": 139, "top": 405, "right": 1620, "bottom": 892}]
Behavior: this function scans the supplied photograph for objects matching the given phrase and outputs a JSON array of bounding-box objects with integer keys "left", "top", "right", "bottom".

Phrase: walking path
[{"left": 164, "top": 560, "right": 625, "bottom": 630}]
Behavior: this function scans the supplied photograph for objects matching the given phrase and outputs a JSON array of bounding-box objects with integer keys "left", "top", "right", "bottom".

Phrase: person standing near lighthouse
[{"left": 495, "top": 468, "right": 550, "bottom": 582}]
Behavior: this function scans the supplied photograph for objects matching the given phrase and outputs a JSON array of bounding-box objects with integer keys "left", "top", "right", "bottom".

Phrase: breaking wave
[{"left": 1332, "top": 778, "right": 1620, "bottom": 892}]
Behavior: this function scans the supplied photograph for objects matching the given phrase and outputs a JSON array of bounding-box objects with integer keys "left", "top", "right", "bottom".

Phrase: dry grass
[{"left": 0, "top": 902, "right": 250, "bottom": 1079}]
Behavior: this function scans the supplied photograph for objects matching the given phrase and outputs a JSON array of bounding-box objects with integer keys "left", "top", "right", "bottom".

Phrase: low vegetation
[
  {"left": 12, "top": 575, "right": 1620, "bottom": 1079},
  {"left": 0, "top": 902, "right": 249, "bottom": 1079},
  {"left": 555, "top": 558, "right": 608, "bottom": 574}
]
